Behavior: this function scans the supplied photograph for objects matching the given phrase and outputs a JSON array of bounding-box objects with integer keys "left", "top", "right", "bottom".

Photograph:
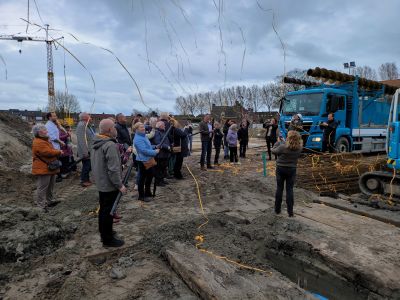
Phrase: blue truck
[
  {"left": 359, "top": 88, "right": 400, "bottom": 197},
  {"left": 278, "top": 68, "right": 397, "bottom": 153}
]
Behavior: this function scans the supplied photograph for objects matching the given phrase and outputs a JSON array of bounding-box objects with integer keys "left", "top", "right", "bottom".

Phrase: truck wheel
[{"left": 335, "top": 137, "right": 350, "bottom": 152}]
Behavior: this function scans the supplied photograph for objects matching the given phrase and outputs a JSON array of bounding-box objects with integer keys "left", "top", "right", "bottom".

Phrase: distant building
[
  {"left": 173, "top": 114, "right": 197, "bottom": 124},
  {"left": 381, "top": 79, "right": 400, "bottom": 88},
  {"left": 0, "top": 109, "right": 44, "bottom": 123},
  {"left": 90, "top": 113, "right": 116, "bottom": 126},
  {"left": 211, "top": 101, "right": 250, "bottom": 123},
  {"left": 253, "top": 111, "right": 279, "bottom": 124}
]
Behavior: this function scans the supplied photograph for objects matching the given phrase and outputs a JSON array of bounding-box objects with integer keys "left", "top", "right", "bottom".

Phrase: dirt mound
[
  {"left": 0, "top": 112, "right": 33, "bottom": 171},
  {"left": 0, "top": 168, "right": 35, "bottom": 205},
  {"left": 54, "top": 276, "right": 94, "bottom": 300},
  {"left": 0, "top": 204, "right": 77, "bottom": 264}
]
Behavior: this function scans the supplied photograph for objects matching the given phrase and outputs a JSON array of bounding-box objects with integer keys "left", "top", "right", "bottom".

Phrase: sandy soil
[{"left": 1, "top": 117, "right": 400, "bottom": 299}]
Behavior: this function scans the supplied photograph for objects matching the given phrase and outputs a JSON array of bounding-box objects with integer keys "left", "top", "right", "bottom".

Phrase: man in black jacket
[
  {"left": 222, "top": 119, "right": 232, "bottom": 159},
  {"left": 171, "top": 122, "right": 189, "bottom": 179},
  {"left": 264, "top": 118, "right": 279, "bottom": 160},
  {"left": 237, "top": 120, "right": 249, "bottom": 158},
  {"left": 199, "top": 114, "right": 213, "bottom": 170},
  {"left": 150, "top": 121, "right": 171, "bottom": 186},
  {"left": 115, "top": 113, "right": 131, "bottom": 149},
  {"left": 320, "top": 113, "right": 339, "bottom": 153},
  {"left": 213, "top": 122, "right": 224, "bottom": 165}
]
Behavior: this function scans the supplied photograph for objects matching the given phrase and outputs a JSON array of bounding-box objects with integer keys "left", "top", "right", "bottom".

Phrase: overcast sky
[{"left": 0, "top": 0, "right": 399, "bottom": 114}]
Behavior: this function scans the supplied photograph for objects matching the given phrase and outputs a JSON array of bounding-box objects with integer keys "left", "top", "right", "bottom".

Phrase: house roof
[{"left": 380, "top": 79, "right": 400, "bottom": 88}]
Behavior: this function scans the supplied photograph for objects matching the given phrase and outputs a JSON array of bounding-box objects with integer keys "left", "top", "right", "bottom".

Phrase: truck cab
[
  {"left": 279, "top": 87, "right": 349, "bottom": 151},
  {"left": 279, "top": 79, "right": 390, "bottom": 153}
]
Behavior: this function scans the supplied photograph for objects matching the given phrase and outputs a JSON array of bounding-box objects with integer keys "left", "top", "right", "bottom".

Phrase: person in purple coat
[{"left": 226, "top": 123, "right": 239, "bottom": 163}]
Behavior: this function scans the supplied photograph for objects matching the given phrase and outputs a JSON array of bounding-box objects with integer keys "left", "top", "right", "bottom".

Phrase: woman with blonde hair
[
  {"left": 272, "top": 130, "right": 303, "bottom": 217},
  {"left": 133, "top": 122, "right": 159, "bottom": 202}
]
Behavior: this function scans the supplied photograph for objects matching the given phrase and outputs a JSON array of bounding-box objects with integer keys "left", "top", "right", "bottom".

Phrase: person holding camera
[
  {"left": 213, "top": 122, "right": 223, "bottom": 165},
  {"left": 272, "top": 131, "right": 303, "bottom": 217},
  {"left": 264, "top": 118, "right": 279, "bottom": 160},
  {"left": 32, "top": 124, "right": 63, "bottom": 212}
]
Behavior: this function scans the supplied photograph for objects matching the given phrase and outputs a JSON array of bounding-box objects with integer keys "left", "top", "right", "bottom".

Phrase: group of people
[
  {"left": 198, "top": 114, "right": 251, "bottom": 169},
  {"left": 31, "top": 111, "right": 193, "bottom": 247},
  {"left": 293, "top": 113, "right": 339, "bottom": 153},
  {"left": 30, "top": 109, "right": 338, "bottom": 248}
]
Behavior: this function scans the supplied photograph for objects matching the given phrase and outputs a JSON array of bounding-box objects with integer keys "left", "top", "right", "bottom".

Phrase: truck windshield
[{"left": 282, "top": 93, "right": 323, "bottom": 116}]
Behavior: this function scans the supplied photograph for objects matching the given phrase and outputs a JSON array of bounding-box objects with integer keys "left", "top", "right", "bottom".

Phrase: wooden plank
[
  {"left": 165, "top": 242, "right": 315, "bottom": 300},
  {"left": 313, "top": 197, "right": 400, "bottom": 227}
]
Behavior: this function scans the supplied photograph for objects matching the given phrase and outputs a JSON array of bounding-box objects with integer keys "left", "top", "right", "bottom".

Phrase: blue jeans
[
  {"left": 81, "top": 158, "right": 91, "bottom": 183},
  {"left": 224, "top": 138, "right": 229, "bottom": 157},
  {"left": 275, "top": 166, "right": 296, "bottom": 216},
  {"left": 200, "top": 140, "right": 212, "bottom": 167}
]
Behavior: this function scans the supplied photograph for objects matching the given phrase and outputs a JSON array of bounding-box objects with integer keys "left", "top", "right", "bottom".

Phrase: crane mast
[{"left": 0, "top": 24, "right": 59, "bottom": 111}]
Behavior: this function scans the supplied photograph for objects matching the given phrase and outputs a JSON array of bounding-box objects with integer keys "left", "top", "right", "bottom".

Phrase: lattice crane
[{"left": 0, "top": 24, "right": 61, "bottom": 111}]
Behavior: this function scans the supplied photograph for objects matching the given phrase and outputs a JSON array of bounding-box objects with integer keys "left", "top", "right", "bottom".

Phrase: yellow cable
[{"left": 185, "top": 163, "right": 271, "bottom": 275}]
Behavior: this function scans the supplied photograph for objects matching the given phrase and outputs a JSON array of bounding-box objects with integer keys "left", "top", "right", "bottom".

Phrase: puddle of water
[{"left": 265, "top": 250, "right": 369, "bottom": 300}]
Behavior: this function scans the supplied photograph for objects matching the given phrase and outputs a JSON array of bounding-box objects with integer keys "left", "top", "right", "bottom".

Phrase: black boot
[{"left": 103, "top": 237, "right": 125, "bottom": 248}]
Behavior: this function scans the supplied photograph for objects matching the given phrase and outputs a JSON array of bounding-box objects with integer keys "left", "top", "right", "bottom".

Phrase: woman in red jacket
[{"left": 32, "top": 124, "right": 62, "bottom": 211}]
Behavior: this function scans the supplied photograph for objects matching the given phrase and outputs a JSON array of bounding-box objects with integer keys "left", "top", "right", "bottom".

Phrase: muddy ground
[{"left": 1, "top": 118, "right": 400, "bottom": 299}]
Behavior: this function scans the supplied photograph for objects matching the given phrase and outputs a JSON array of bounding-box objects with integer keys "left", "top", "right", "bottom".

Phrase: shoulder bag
[
  {"left": 36, "top": 154, "right": 62, "bottom": 171},
  {"left": 143, "top": 157, "right": 157, "bottom": 170}
]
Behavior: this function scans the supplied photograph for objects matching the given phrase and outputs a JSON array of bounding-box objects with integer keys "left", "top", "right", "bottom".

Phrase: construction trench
[{"left": 1, "top": 116, "right": 400, "bottom": 299}]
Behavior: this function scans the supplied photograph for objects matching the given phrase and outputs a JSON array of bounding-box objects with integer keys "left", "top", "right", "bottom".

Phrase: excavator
[{"left": 359, "top": 88, "right": 400, "bottom": 197}]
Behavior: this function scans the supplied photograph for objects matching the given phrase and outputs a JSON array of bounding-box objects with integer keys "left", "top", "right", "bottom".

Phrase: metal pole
[
  {"left": 262, "top": 151, "right": 267, "bottom": 177},
  {"left": 45, "top": 24, "right": 55, "bottom": 111}
]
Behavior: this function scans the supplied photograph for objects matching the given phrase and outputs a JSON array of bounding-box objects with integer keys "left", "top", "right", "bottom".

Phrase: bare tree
[
  {"left": 235, "top": 86, "right": 246, "bottom": 106},
  {"left": 276, "top": 68, "right": 316, "bottom": 93},
  {"left": 52, "top": 91, "right": 81, "bottom": 117},
  {"left": 225, "top": 87, "right": 235, "bottom": 106},
  {"left": 175, "top": 96, "right": 190, "bottom": 115},
  {"left": 203, "top": 92, "right": 214, "bottom": 113},
  {"left": 379, "top": 62, "right": 399, "bottom": 80},
  {"left": 355, "top": 65, "right": 377, "bottom": 80},
  {"left": 187, "top": 94, "right": 198, "bottom": 116},
  {"left": 173, "top": 69, "right": 322, "bottom": 115},
  {"left": 260, "top": 83, "right": 277, "bottom": 112},
  {"left": 246, "top": 85, "right": 262, "bottom": 112},
  {"left": 196, "top": 94, "right": 208, "bottom": 115}
]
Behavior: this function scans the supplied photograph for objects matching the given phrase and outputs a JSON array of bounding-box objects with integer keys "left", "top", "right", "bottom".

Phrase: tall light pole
[{"left": 343, "top": 61, "right": 356, "bottom": 75}]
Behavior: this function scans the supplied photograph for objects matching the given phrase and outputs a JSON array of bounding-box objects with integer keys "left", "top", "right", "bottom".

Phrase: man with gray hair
[
  {"left": 31, "top": 124, "right": 62, "bottom": 212},
  {"left": 76, "top": 112, "right": 95, "bottom": 187},
  {"left": 92, "top": 118, "right": 126, "bottom": 247}
]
